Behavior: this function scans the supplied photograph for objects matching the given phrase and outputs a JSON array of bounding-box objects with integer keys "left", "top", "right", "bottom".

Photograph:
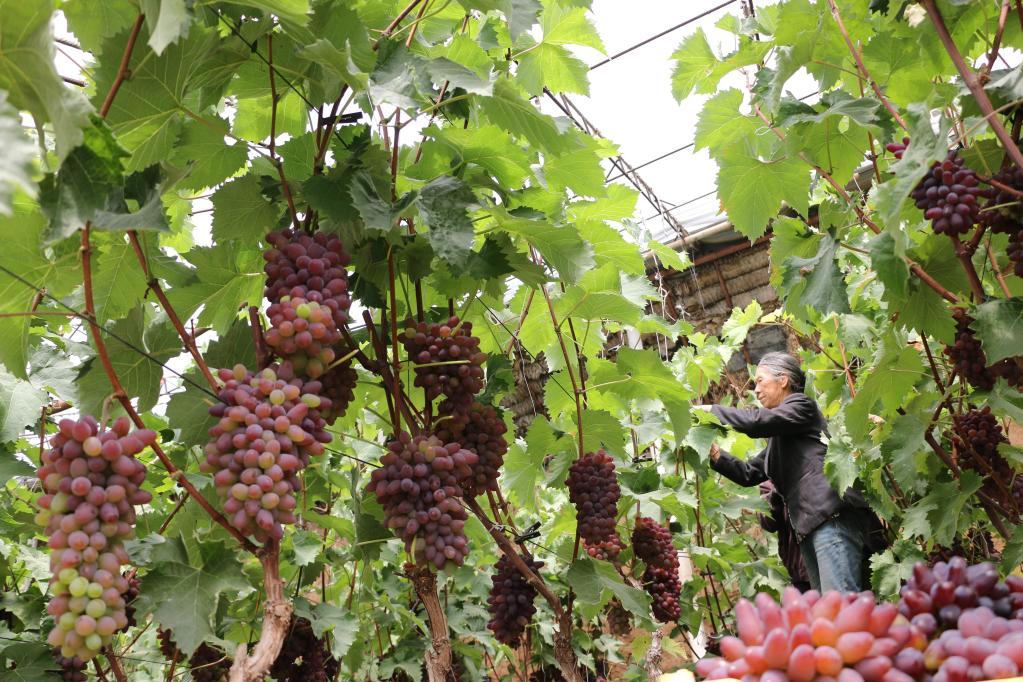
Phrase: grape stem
[
  {"left": 825, "top": 0, "right": 907, "bottom": 131},
  {"left": 408, "top": 566, "right": 454, "bottom": 682},
  {"left": 465, "top": 497, "right": 583, "bottom": 682},
  {"left": 228, "top": 541, "right": 293, "bottom": 682},
  {"left": 982, "top": 0, "right": 1012, "bottom": 81},
  {"left": 923, "top": 0, "right": 1023, "bottom": 173}
]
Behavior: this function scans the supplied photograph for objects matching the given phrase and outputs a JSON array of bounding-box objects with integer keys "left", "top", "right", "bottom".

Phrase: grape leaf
[
  {"left": 171, "top": 118, "right": 248, "bottom": 191},
  {"left": 481, "top": 81, "right": 575, "bottom": 156},
  {"left": 495, "top": 212, "right": 594, "bottom": 284},
  {"left": 0, "top": 365, "right": 47, "bottom": 443},
  {"left": 170, "top": 242, "right": 265, "bottom": 335},
  {"left": 135, "top": 536, "right": 249, "bottom": 656},
  {"left": 212, "top": 175, "right": 282, "bottom": 242},
  {"left": 565, "top": 557, "right": 652, "bottom": 620},
  {"left": 881, "top": 410, "right": 929, "bottom": 495},
  {"left": 91, "top": 238, "right": 148, "bottom": 324},
  {"left": 0, "top": 205, "right": 79, "bottom": 378},
  {"left": 845, "top": 344, "right": 924, "bottom": 442},
  {"left": 972, "top": 297, "right": 1023, "bottom": 365},
  {"left": 140, "top": 0, "right": 192, "bottom": 55},
  {"left": 544, "top": 147, "right": 606, "bottom": 197},
  {"left": 670, "top": 29, "right": 719, "bottom": 102},
  {"left": 517, "top": 43, "right": 590, "bottom": 96},
  {"left": 415, "top": 176, "right": 476, "bottom": 268},
  {"left": 0, "top": 94, "right": 37, "bottom": 216},
  {"left": 38, "top": 118, "right": 128, "bottom": 243},
  {"left": 165, "top": 379, "right": 216, "bottom": 448},
  {"left": 0, "top": 1, "right": 92, "bottom": 161},
  {"left": 430, "top": 125, "right": 533, "bottom": 186},
  {"left": 0, "top": 641, "right": 54, "bottom": 682},
  {"left": 694, "top": 88, "right": 760, "bottom": 157},
  {"left": 715, "top": 143, "right": 808, "bottom": 240},
  {"left": 868, "top": 231, "right": 909, "bottom": 301},
  {"left": 780, "top": 234, "right": 850, "bottom": 318}
]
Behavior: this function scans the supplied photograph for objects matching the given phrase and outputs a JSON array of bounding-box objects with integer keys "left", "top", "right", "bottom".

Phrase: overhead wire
[
  {"left": 0, "top": 263, "right": 220, "bottom": 401},
  {"left": 588, "top": 0, "right": 740, "bottom": 71}
]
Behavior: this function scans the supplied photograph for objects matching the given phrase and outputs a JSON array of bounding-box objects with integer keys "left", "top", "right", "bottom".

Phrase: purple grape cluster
[
  {"left": 270, "top": 617, "right": 339, "bottom": 682},
  {"left": 201, "top": 364, "right": 332, "bottom": 541},
  {"left": 952, "top": 408, "right": 1021, "bottom": 514},
  {"left": 401, "top": 316, "right": 486, "bottom": 408},
  {"left": 565, "top": 450, "right": 624, "bottom": 561},
  {"left": 436, "top": 401, "right": 508, "bottom": 498},
  {"left": 945, "top": 310, "right": 997, "bottom": 391},
  {"left": 36, "top": 416, "right": 155, "bottom": 662},
  {"left": 911, "top": 152, "right": 988, "bottom": 236},
  {"left": 366, "top": 432, "right": 478, "bottom": 569},
  {"left": 979, "top": 166, "right": 1023, "bottom": 235},
  {"left": 263, "top": 230, "right": 352, "bottom": 323},
  {"left": 487, "top": 552, "right": 543, "bottom": 647},
  {"left": 317, "top": 359, "right": 358, "bottom": 424},
  {"left": 632, "top": 516, "right": 681, "bottom": 622}
]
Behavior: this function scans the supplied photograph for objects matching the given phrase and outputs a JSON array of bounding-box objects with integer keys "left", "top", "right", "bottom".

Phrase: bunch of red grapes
[
  {"left": 36, "top": 416, "right": 155, "bottom": 663},
  {"left": 201, "top": 364, "right": 332, "bottom": 541},
  {"left": 945, "top": 310, "right": 997, "bottom": 391},
  {"left": 436, "top": 400, "right": 508, "bottom": 498},
  {"left": 366, "top": 432, "right": 477, "bottom": 569},
  {"left": 487, "top": 552, "right": 544, "bottom": 647},
  {"left": 565, "top": 450, "right": 624, "bottom": 561},
  {"left": 696, "top": 588, "right": 928, "bottom": 681},
  {"left": 911, "top": 152, "right": 988, "bottom": 236},
  {"left": 952, "top": 408, "right": 1021, "bottom": 513},
  {"left": 262, "top": 230, "right": 352, "bottom": 378},
  {"left": 317, "top": 360, "right": 358, "bottom": 424},
  {"left": 269, "top": 617, "right": 339, "bottom": 682},
  {"left": 632, "top": 517, "right": 681, "bottom": 622},
  {"left": 401, "top": 316, "right": 486, "bottom": 408},
  {"left": 902, "top": 558, "right": 1023, "bottom": 681}
]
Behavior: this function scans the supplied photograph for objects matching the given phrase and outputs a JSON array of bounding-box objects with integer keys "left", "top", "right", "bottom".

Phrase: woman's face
[{"left": 754, "top": 366, "right": 790, "bottom": 408}]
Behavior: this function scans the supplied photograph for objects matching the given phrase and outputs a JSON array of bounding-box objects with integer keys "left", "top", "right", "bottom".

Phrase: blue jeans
[{"left": 799, "top": 510, "right": 866, "bottom": 592}]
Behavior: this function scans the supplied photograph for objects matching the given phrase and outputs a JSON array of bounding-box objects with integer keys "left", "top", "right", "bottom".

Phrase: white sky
[{"left": 544, "top": 0, "right": 815, "bottom": 244}]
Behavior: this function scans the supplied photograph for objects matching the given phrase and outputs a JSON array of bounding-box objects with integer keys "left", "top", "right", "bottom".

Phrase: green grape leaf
[
  {"left": 544, "top": 147, "right": 606, "bottom": 197},
  {"left": 211, "top": 175, "right": 282, "bottom": 242},
  {"left": 171, "top": 118, "right": 249, "bottom": 191},
  {"left": 204, "top": 318, "right": 257, "bottom": 371},
  {"left": 0, "top": 365, "right": 47, "bottom": 443},
  {"left": 715, "top": 143, "right": 808, "bottom": 240},
  {"left": 517, "top": 43, "right": 590, "bottom": 96},
  {"left": 62, "top": 0, "right": 137, "bottom": 56},
  {"left": 495, "top": 211, "right": 593, "bottom": 284},
  {"left": 430, "top": 124, "right": 533, "bottom": 187},
  {"left": 140, "top": 0, "right": 193, "bottom": 55},
  {"left": 0, "top": 93, "right": 38, "bottom": 215},
  {"left": 646, "top": 239, "right": 691, "bottom": 272},
  {"left": 881, "top": 410, "right": 929, "bottom": 495},
  {"left": 578, "top": 221, "right": 644, "bottom": 274},
  {"left": 165, "top": 379, "right": 216, "bottom": 448},
  {"left": 76, "top": 306, "right": 179, "bottom": 415},
  {"left": 414, "top": 176, "right": 476, "bottom": 268},
  {"left": 845, "top": 345, "right": 924, "bottom": 442},
  {"left": 136, "top": 536, "right": 249, "bottom": 656},
  {"left": 694, "top": 88, "right": 760, "bottom": 157},
  {"left": 0, "top": 1, "right": 93, "bottom": 161},
  {"left": 94, "top": 24, "right": 216, "bottom": 171},
  {"left": 292, "top": 599, "right": 360, "bottom": 659},
  {"left": 503, "top": 442, "right": 544, "bottom": 507},
  {"left": 565, "top": 557, "right": 652, "bottom": 619},
  {"left": 972, "top": 297, "right": 1023, "bottom": 365},
  {"left": 38, "top": 118, "right": 128, "bottom": 243},
  {"left": 169, "top": 242, "right": 265, "bottom": 335},
  {"left": 780, "top": 234, "right": 850, "bottom": 317},
  {"left": 868, "top": 231, "right": 909, "bottom": 301},
  {"left": 91, "top": 238, "right": 148, "bottom": 324},
  {"left": 481, "top": 81, "right": 575, "bottom": 156},
  {"left": 0, "top": 641, "right": 55, "bottom": 682},
  {"left": 0, "top": 204, "right": 79, "bottom": 378},
  {"left": 288, "top": 529, "right": 323, "bottom": 567},
  {"left": 670, "top": 29, "right": 719, "bottom": 102}
]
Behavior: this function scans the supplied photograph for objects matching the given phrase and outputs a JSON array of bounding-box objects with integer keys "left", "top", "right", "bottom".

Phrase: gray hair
[{"left": 757, "top": 352, "right": 805, "bottom": 393}]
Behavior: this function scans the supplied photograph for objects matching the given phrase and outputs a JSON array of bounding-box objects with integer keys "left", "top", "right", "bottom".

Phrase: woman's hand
[
  {"left": 709, "top": 442, "right": 721, "bottom": 463},
  {"left": 692, "top": 404, "right": 713, "bottom": 412}
]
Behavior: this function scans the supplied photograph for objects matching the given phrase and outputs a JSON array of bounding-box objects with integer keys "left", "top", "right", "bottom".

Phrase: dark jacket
[
  {"left": 759, "top": 481, "right": 810, "bottom": 588},
  {"left": 709, "top": 393, "right": 869, "bottom": 541}
]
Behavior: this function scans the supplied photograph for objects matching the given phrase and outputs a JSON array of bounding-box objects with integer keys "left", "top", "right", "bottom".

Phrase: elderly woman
[{"left": 694, "top": 352, "right": 879, "bottom": 592}]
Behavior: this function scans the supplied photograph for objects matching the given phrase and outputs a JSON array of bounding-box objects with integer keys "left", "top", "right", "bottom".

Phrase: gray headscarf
[{"left": 757, "top": 352, "right": 805, "bottom": 393}]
